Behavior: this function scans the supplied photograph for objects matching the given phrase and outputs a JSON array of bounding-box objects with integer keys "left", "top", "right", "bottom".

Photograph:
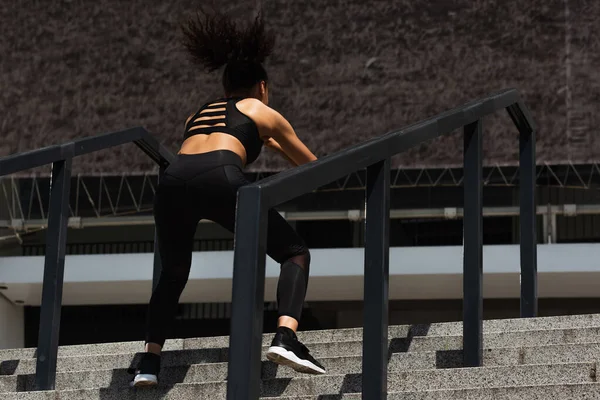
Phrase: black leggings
[{"left": 146, "top": 150, "right": 310, "bottom": 347}]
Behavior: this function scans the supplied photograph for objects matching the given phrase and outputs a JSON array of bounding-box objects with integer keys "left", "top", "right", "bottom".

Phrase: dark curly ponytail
[{"left": 180, "top": 7, "right": 275, "bottom": 94}]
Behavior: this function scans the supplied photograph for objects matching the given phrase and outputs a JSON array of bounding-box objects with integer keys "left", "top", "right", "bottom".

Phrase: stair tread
[{"left": 3, "top": 313, "right": 600, "bottom": 361}]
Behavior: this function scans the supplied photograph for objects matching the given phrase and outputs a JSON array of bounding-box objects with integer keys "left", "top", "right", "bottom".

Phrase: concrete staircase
[{"left": 3, "top": 314, "right": 600, "bottom": 399}]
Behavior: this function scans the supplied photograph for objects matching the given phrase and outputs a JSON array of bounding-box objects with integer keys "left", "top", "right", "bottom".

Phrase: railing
[
  {"left": 0, "top": 127, "right": 175, "bottom": 390},
  {"left": 0, "top": 89, "right": 535, "bottom": 395},
  {"left": 226, "top": 88, "right": 537, "bottom": 399}
]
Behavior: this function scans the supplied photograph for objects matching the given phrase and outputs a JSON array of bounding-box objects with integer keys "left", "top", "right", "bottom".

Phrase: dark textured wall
[{"left": 1, "top": 0, "right": 599, "bottom": 175}]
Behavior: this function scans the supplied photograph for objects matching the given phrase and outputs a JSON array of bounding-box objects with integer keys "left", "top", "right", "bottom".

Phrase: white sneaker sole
[
  {"left": 266, "top": 346, "right": 326, "bottom": 375},
  {"left": 130, "top": 374, "right": 158, "bottom": 387}
]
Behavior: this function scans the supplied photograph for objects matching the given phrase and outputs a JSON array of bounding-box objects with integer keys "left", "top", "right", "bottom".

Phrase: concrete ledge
[{"left": 2, "top": 244, "right": 600, "bottom": 305}]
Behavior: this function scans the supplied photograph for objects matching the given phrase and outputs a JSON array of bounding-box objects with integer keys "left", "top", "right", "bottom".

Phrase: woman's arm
[
  {"left": 264, "top": 137, "right": 298, "bottom": 166},
  {"left": 261, "top": 107, "right": 317, "bottom": 166}
]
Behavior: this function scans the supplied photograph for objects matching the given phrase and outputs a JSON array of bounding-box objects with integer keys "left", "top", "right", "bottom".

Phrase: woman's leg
[
  {"left": 132, "top": 174, "right": 203, "bottom": 386},
  {"left": 213, "top": 205, "right": 311, "bottom": 331},
  {"left": 144, "top": 178, "right": 202, "bottom": 353},
  {"left": 264, "top": 208, "right": 311, "bottom": 332},
  {"left": 197, "top": 163, "right": 324, "bottom": 374},
  {"left": 209, "top": 166, "right": 324, "bottom": 373},
  {"left": 262, "top": 209, "right": 325, "bottom": 374},
  {"left": 212, "top": 165, "right": 312, "bottom": 332}
]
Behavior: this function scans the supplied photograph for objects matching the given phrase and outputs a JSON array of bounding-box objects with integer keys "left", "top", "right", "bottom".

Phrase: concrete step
[
  {"left": 3, "top": 313, "right": 600, "bottom": 361},
  {"left": 2, "top": 363, "right": 598, "bottom": 398},
  {"left": 405, "top": 326, "right": 600, "bottom": 352},
  {"left": 5, "top": 341, "right": 600, "bottom": 377},
  {"left": 1, "top": 360, "right": 597, "bottom": 393},
  {"left": 387, "top": 383, "right": 600, "bottom": 400},
  {"left": 3, "top": 326, "right": 600, "bottom": 376},
  {"left": 248, "top": 383, "right": 600, "bottom": 399},
  {"left": 3, "top": 324, "right": 600, "bottom": 368},
  {"left": 0, "top": 351, "right": 456, "bottom": 391},
  {"left": 260, "top": 385, "right": 600, "bottom": 400},
  {"left": 6, "top": 383, "right": 600, "bottom": 400}
]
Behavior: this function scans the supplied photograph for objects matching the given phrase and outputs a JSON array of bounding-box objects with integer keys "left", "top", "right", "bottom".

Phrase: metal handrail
[
  {"left": 226, "top": 88, "right": 537, "bottom": 399},
  {"left": 0, "top": 89, "right": 538, "bottom": 397},
  {"left": 0, "top": 126, "right": 175, "bottom": 390}
]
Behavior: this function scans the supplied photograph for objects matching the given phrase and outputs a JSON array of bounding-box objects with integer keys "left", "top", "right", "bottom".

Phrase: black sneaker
[
  {"left": 266, "top": 326, "right": 326, "bottom": 375},
  {"left": 128, "top": 352, "right": 160, "bottom": 387}
]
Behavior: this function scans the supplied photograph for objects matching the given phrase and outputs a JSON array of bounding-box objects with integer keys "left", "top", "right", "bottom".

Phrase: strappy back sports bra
[{"left": 183, "top": 97, "right": 264, "bottom": 165}]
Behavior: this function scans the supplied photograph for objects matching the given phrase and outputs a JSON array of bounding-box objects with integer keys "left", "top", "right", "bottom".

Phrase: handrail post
[
  {"left": 362, "top": 158, "right": 391, "bottom": 399},
  {"left": 463, "top": 120, "right": 483, "bottom": 367},
  {"left": 506, "top": 102, "right": 538, "bottom": 317},
  {"left": 519, "top": 124, "right": 537, "bottom": 317},
  {"left": 227, "top": 186, "right": 268, "bottom": 400},
  {"left": 35, "top": 156, "right": 73, "bottom": 390}
]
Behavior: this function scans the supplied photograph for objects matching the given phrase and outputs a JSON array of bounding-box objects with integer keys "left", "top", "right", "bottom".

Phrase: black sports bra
[{"left": 183, "top": 97, "right": 264, "bottom": 165}]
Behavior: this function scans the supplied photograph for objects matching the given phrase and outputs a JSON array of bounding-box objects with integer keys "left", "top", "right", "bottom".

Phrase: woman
[{"left": 130, "top": 8, "right": 325, "bottom": 387}]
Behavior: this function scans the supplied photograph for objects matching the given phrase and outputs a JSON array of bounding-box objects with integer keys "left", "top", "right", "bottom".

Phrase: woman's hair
[{"left": 180, "top": 7, "right": 276, "bottom": 94}]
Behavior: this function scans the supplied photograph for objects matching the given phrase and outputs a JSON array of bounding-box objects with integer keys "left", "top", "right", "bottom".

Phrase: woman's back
[
  {"left": 180, "top": 96, "right": 316, "bottom": 167},
  {"left": 179, "top": 97, "right": 267, "bottom": 166}
]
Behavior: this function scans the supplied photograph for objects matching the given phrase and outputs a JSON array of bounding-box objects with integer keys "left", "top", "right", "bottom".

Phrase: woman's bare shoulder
[
  {"left": 235, "top": 98, "right": 278, "bottom": 128},
  {"left": 236, "top": 97, "right": 267, "bottom": 113}
]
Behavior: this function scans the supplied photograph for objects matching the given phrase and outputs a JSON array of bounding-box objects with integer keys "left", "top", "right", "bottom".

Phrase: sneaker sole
[
  {"left": 266, "top": 346, "right": 326, "bottom": 375},
  {"left": 131, "top": 374, "right": 158, "bottom": 387}
]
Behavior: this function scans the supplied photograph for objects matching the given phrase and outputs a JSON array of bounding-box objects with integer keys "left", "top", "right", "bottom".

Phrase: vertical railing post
[
  {"left": 463, "top": 120, "right": 483, "bottom": 368},
  {"left": 519, "top": 123, "right": 537, "bottom": 317},
  {"left": 227, "top": 186, "right": 268, "bottom": 400},
  {"left": 35, "top": 155, "right": 73, "bottom": 390},
  {"left": 152, "top": 167, "right": 165, "bottom": 291},
  {"left": 507, "top": 102, "right": 538, "bottom": 317},
  {"left": 362, "top": 158, "right": 391, "bottom": 400}
]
